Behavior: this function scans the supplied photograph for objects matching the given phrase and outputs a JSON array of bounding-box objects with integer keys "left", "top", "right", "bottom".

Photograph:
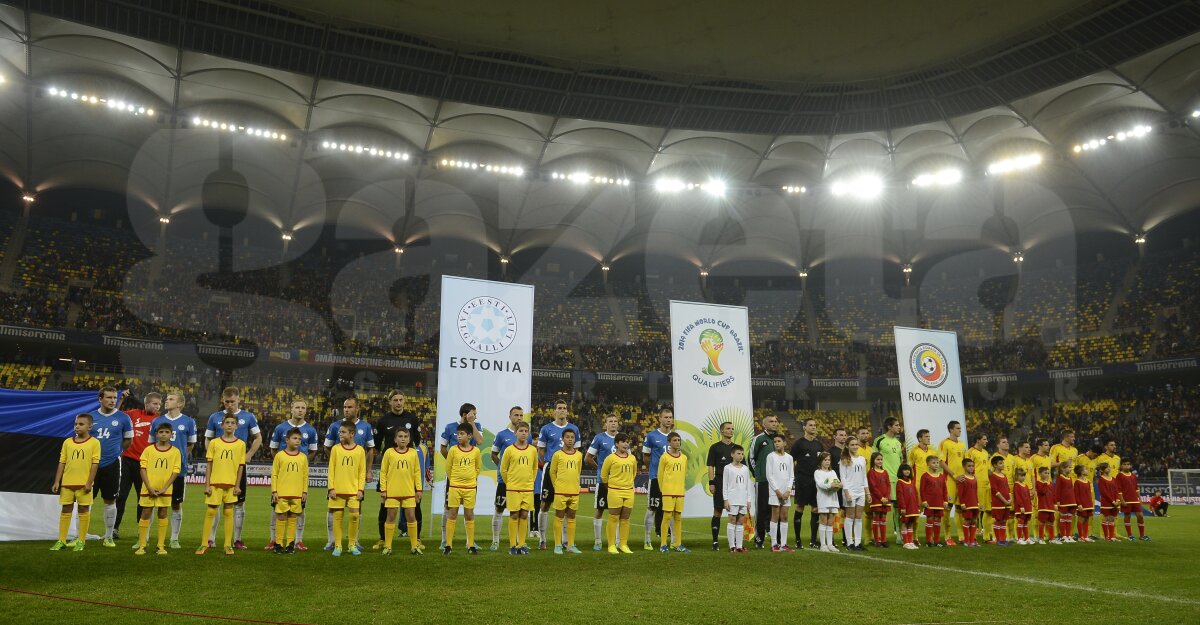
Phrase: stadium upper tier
[
  {"left": 1, "top": 211, "right": 1197, "bottom": 377},
  {"left": 0, "top": 3, "right": 1198, "bottom": 274}
]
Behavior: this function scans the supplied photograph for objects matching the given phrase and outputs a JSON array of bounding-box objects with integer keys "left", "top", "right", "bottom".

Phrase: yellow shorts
[
  {"left": 59, "top": 487, "right": 93, "bottom": 506},
  {"left": 139, "top": 494, "right": 171, "bottom": 508},
  {"left": 662, "top": 495, "right": 685, "bottom": 513},
  {"left": 507, "top": 490, "right": 534, "bottom": 512},
  {"left": 608, "top": 489, "right": 634, "bottom": 510},
  {"left": 553, "top": 495, "right": 579, "bottom": 511},
  {"left": 448, "top": 486, "right": 476, "bottom": 509},
  {"left": 383, "top": 496, "right": 416, "bottom": 509},
  {"left": 945, "top": 478, "right": 957, "bottom": 500},
  {"left": 205, "top": 486, "right": 237, "bottom": 506},
  {"left": 275, "top": 498, "right": 302, "bottom": 514},
  {"left": 327, "top": 494, "right": 360, "bottom": 510}
]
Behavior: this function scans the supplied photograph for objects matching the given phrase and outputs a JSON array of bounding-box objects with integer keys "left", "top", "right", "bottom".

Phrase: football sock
[
  {"left": 156, "top": 517, "right": 168, "bottom": 549},
  {"left": 58, "top": 512, "right": 71, "bottom": 543},
  {"left": 406, "top": 521, "right": 418, "bottom": 550},
  {"left": 774, "top": 517, "right": 785, "bottom": 548},
  {"left": 508, "top": 517, "right": 518, "bottom": 548},
  {"left": 222, "top": 507, "right": 234, "bottom": 549},
  {"left": 994, "top": 523, "right": 1006, "bottom": 543},
  {"left": 655, "top": 508, "right": 665, "bottom": 539},
  {"left": 607, "top": 514, "right": 618, "bottom": 548},
  {"left": 727, "top": 523, "right": 735, "bottom": 549},
  {"left": 963, "top": 522, "right": 974, "bottom": 545},
  {"left": 1137, "top": 518, "right": 1145, "bottom": 537},
  {"left": 735, "top": 522, "right": 744, "bottom": 549},
  {"left": 285, "top": 517, "right": 297, "bottom": 547},
  {"left": 567, "top": 517, "right": 577, "bottom": 546},
  {"left": 492, "top": 514, "right": 503, "bottom": 544},
  {"left": 378, "top": 504, "right": 387, "bottom": 540},
  {"left": 769, "top": 522, "right": 778, "bottom": 546},
  {"left": 296, "top": 511, "right": 306, "bottom": 541},
  {"left": 1123, "top": 516, "right": 1132, "bottom": 536},
  {"left": 233, "top": 503, "right": 245, "bottom": 542},
  {"left": 385, "top": 520, "right": 397, "bottom": 550},
  {"left": 517, "top": 517, "right": 527, "bottom": 548},
  {"left": 444, "top": 517, "right": 456, "bottom": 549},
  {"left": 711, "top": 516, "right": 720, "bottom": 543},
  {"left": 619, "top": 517, "right": 631, "bottom": 549},
  {"left": 201, "top": 507, "right": 216, "bottom": 546},
  {"left": 276, "top": 517, "right": 288, "bottom": 548},
  {"left": 269, "top": 510, "right": 278, "bottom": 542},
  {"left": 933, "top": 522, "right": 942, "bottom": 544},
  {"left": 103, "top": 503, "right": 117, "bottom": 539},
  {"left": 538, "top": 512, "right": 549, "bottom": 540},
  {"left": 348, "top": 511, "right": 360, "bottom": 547},
  {"left": 333, "top": 510, "right": 344, "bottom": 549},
  {"left": 531, "top": 496, "right": 541, "bottom": 530},
  {"left": 137, "top": 518, "right": 150, "bottom": 548},
  {"left": 793, "top": 510, "right": 804, "bottom": 546},
  {"left": 853, "top": 518, "right": 862, "bottom": 546},
  {"left": 594, "top": 518, "right": 603, "bottom": 544},
  {"left": 328, "top": 511, "right": 335, "bottom": 545},
  {"left": 440, "top": 511, "right": 448, "bottom": 545},
  {"left": 643, "top": 509, "right": 655, "bottom": 543},
  {"left": 661, "top": 516, "right": 672, "bottom": 549},
  {"left": 810, "top": 510, "right": 820, "bottom": 544},
  {"left": 170, "top": 509, "right": 182, "bottom": 541},
  {"left": 558, "top": 516, "right": 568, "bottom": 547},
  {"left": 464, "top": 519, "right": 474, "bottom": 548}
]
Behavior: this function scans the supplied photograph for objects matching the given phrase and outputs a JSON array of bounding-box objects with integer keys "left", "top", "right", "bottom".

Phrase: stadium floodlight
[
  {"left": 902, "top": 264, "right": 913, "bottom": 274},
  {"left": 500, "top": 256, "right": 510, "bottom": 265},
  {"left": 0, "top": 75, "right": 5, "bottom": 84},
  {"left": 701, "top": 179, "right": 727, "bottom": 197},
  {"left": 194, "top": 117, "right": 289, "bottom": 141},
  {"left": 158, "top": 216, "right": 170, "bottom": 224},
  {"left": 321, "top": 139, "right": 410, "bottom": 163},
  {"left": 1074, "top": 123, "right": 1153, "bottom": 155},
  {"left": 601, "top": 264, "right": 610, "bottom": 272},
  {"left": 831, "top": 173, "right": 884, "bottom": 199},
  {"left": 912, "top": 168, "right": 962, "bottom": 188},
  {"left": 655, "top": 177, "right": 686, "bottom": 193},
  {"left": 699, "top": 268, "right": 709, "bottom": 277},
  {"left": 393, "top": 246, "right": 404, "bottom": 255},
  {"left": 782, "top": 185, "right": 806, "bottom": 194},
  {"left": 1012, "top": 251, "right": 1024, "bottom": 263},
  {"left": 281, "top": 232, "right": 293, "bottom": 241},
  {"left": 1134, "top": 233, "right": 1146, "bottom": 245},
  {"left": 798, "top": 269, "right": 808, "bottom": 278},
  {"left": 21, "top": 193, "right": 35, "bottom": 204},
  {"left": 987, "top": 153, "right": 1041, "bottom": 174}
]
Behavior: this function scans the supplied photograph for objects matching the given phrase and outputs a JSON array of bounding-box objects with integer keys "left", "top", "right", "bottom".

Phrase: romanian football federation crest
[{"left": 909, "top": 343, "right": 949, "bottom": 388}]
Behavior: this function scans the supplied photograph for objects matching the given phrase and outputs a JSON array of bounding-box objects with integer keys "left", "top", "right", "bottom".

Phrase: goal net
[{"left": 1167, "top": 469, "right": 1200, "bottom": 505}]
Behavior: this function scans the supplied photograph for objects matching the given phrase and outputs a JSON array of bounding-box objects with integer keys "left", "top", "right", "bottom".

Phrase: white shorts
[
  {"left": 843, "top": 492, "right": 865, "bottom": 507},
  {"left": 818, "top": 506, "right": 839, "bottom": 515},
  {"left": 769, "top": 492, "right": 790, "bottom": 507},
  {"left": 727, "top": 504, "right": 747, "bottom": 517}
]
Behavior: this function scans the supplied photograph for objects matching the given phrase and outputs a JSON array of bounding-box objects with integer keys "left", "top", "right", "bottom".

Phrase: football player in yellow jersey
[
  {"left": 1049, "top": 430, "right": 1078, "bottom": 476},
  {"left": 136, "top": 423, "right": 181, "bottom": 555},
  {"left": 444, "top": 422, "right": 482, "bottom": 555},
  {"left": 938, "top": 420, "right": 967, "bottom": 545},
  {"left": 1099, "top": 439, "right": 1121, "bottom": 487},
  {"left": 657, "top": 432, "right": 689, "bottom": 553},
  {"left": 500, "top": 421, "right": 538, "bottom": 555},
  {"left": 908, "top": 429, "right": 935, "bottom": 497},
  {"left": 379, "top": 428, "right": 421, "bottom": 555},
  {"left": 549, "top": 429, "right": 585, "bottom": 554},
  {"left": 856, "top": 426, "right": 873, "bottom": 462},
  {"left": 1075, "top": 445, "right": 1099, "bottom": 483},
  {"left": 198, "top": 414, "right": 246, "bottom": 555},
  {"left": 51, "top": 413, "right": 101, "bottom": 551},
  {"left": 328, "top": 420, "right": 366, "bottom": 556},
  {"left": 965, "top": 434, "right": 990, "bottom": 542},
  {"left": 601, "top": 433, "right": 639, "bottom": 554},
  {"left": 271, "top": 428, "right": 309, "bottom": 554},
  {"left": 1011, "top": 441, "right": 1034, "bottom": 490}
]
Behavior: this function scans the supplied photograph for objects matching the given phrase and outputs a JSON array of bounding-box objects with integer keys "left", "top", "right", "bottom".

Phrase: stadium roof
[{"left": 0, "top": 0, "right": 1199, "bottom": 273}]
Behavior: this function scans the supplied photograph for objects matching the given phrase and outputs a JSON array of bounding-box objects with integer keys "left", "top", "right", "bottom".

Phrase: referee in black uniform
[
  {"left": 706, "top": 421, "right": 736, "bottom": 550},
  {"left": 790, "top": 418, "right": 823, "bottom": 548},
  {"left": 748, "top": 414, "right": 778, "bottom": 549},
  {"left": 373, "top": 391, "right": 423, "bottom": 547}
]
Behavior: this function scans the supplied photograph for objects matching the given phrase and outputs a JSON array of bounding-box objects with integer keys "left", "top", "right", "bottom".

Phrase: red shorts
[
  {"left": 870, "top": 504, "right": 891, "bottom": 514},
  {"left": 925, "top": 510, "right": 943, "bottom": 523},
  {"left": 1076, "top": 507, "right": 1092, "bottom": 518},
  {"left": 1015, "top": 512, "right": 1032, "bottom": 521},
  {"left": 1038, "top": 511, "right": 1054, "bottom": 523},
  {"left": 960, "top": 508, "right": 977, "bottom": 521},
  {"left": 991, "top": 509, "right": 1008, "bottom": 523},
  {"left": 1122, "top": 503, "right": 1141, "bottom": 514},
  {"left": 1058, "top": 504, "right": 1076, "bottom": 515},
  {"left": 1099, "top": 506, "right": 1117, "bottom": 516}
]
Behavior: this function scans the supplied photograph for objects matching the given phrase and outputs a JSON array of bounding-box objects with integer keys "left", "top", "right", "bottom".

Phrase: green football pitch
[{"left": 1, "top": 485, "right": 1197, "bottom": 625}]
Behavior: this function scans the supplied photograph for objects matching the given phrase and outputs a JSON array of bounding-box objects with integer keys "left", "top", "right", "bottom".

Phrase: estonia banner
[
  {"left": 0, "top": 389, "right": 102, "bottom": 541},
  {"left": 893, "top": 326, "right": 967, "bottom": 449},
  {"left": 669, "top": 301, "right": 755, "bottom": 517},
  {"left": 433, "top": 276, "right": 534, "bottom": 515}
]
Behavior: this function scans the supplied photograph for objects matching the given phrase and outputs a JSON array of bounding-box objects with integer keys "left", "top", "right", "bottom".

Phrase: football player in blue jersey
[
  {"left": 489, "top": 406, "right": 524, "bottom": 550},
  {"left": 203, "top": 387, "right": 262, "bottom": 549},
  {"left": 148, "top": 391, "right": 196, "bottom": 548},
  {"left": 536, "top": 400, "right": 581, "bottom": 549},
  {"left": 585, "top": 414, "right": 621, "bottom": 550},
  {"left": 641, "top": 406, "right": 674, "bottom": 550}
]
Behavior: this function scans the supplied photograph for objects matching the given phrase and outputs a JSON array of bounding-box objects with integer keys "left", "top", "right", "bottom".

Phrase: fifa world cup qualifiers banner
[
  {"left": 433, "top": 276, "right": 534, "bottom": 515},
  {"left": 893, "top": 326, "right": 967, "bottom": 450},
  {"left": 669, "top": 302, "right": 755, "bottom": 517}
]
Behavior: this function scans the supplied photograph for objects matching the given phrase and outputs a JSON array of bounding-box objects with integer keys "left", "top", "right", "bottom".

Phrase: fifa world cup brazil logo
[{"left": 699, "top": 328, "right": 725, "bottom": 376}]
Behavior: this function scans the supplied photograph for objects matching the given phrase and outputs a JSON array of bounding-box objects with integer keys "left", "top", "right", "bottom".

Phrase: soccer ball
[
  {"left": 921, "top": 355, "right": 937, "bottom": 374},
  {"left": 825, "top": 476, "right": 842, "bottom": 490}
]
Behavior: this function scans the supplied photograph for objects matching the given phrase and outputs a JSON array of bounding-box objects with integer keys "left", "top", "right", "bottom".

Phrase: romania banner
[
  {"left": 432, "top": 276, "right": 534, "bottom": 516},
  {"left": 669, "top": 301, "right": 755, "bottom": 517},
  {"left": 893, "top": 326, "right": 967, "bottom": 450}
]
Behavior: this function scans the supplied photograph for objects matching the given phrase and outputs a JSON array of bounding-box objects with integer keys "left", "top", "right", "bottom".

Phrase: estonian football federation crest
[{"left": 458, "top": 297, "right": 517, "bottom": 354}]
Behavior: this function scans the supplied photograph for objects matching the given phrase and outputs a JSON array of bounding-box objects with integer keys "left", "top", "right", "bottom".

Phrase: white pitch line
[{"left": 839, "top": 551, "right": 1200, "bottom": 607}]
